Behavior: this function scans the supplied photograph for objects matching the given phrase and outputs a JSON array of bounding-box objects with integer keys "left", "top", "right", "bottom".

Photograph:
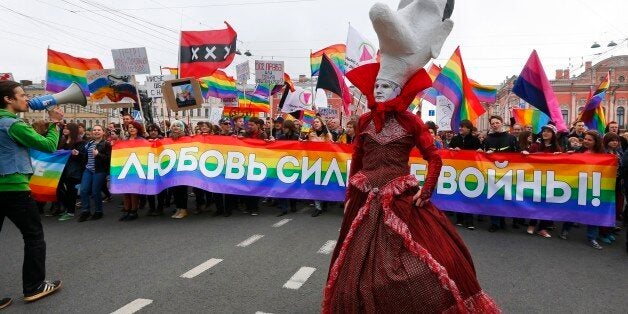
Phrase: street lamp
[
  {"left": 244, "top": 50, "right": 252, "bottom": 57},
  {"left": 607, "top": 41, "right": 617, "bottom": 47},
  {"left": 590, "top": 42, "right": 601, "bottom": 48}
]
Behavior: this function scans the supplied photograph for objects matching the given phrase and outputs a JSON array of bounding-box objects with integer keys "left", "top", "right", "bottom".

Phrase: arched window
[
  {"left": 561, "top": 109, "right": 569, "bottom": 125},
  {"left": 617, "top": 107, "right": 625, "bottom": 129},
  {"left": 577, "top": 106, "right": 584, "bottom": 114}
]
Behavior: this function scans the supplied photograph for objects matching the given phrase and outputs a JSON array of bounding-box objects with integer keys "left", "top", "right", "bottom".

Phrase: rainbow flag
[
  {"left": 512, "top": 108, "right": 550, "bottom": 133},
  {"left": 199, "top": 70, "right": 237, "bottom": 99},
  {"left": 470, "top": 79, "right": 497, "bottom": 103},
  {"left": 46, "top": 48, "right": 103, "bottom": 96},
  {"left": 408, "top": 96, "right": 421, "bottom": 114},
  {"left": 311, "top": 44, "right": 346, "bottom": 76},
  {"left": 427, "top": 63, "right": 442, "bottom": 81},
  {"left": 252, "top": 83, "right": 271, "bottom": 100},
  {"left": 110, "top": 139, "right": 616, "bottom": 226},
  {"left": 424, "top": 63, "right": 495, "bottom": 104},
  {"left": 300, "top": 109, "right": 316, "bottom": 133},
  {"left": 238, "top": 90, "right": 270, "bottom": 112},
  {"left": 29, "top": 149, "right": 71, "bottom": 202},
  {"left": 162, "top": 66, "right": 179, "bottom": 77},
  {"left": 579, "top": 73, "right": 609, "bottom": 134},
  {"left": 432, "top": 47, "right": 485, "bottom": 128}
]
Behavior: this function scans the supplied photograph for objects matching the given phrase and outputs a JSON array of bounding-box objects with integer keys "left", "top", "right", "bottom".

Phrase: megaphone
[{"left": 28, "top": 82, "right": 87, "bottom": 110}]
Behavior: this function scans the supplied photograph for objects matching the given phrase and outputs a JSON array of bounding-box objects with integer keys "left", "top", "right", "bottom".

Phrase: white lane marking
[
  {"left": 283, "top": 267, "right": 316, "bottom": 290},
  {"left": 180, "top": 258, "right": 223, "bottom": 279},
  {"left": 111, "top": 298, "right": 153, "bottom": 314},
  {"left": 317, "top": 240, "right": 337, "bottom": 254},
  {"left": 272, "top": 219, "right": 292, "bottom": 227},
  {"left": 236, "top": 234, "right": 264, "bottom": 247},
  {"left": 255, "top": 312, "right": 274, "bottom": 314}
]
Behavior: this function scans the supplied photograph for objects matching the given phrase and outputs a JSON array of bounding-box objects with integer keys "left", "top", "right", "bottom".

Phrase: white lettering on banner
[
  {"left": 225, "top": 152, "right": 246, "bottom": 179},
  {"left": 302, "top": 157, "right": 322, "bottom": 185},
  {"left": 487, "top": 169, "right": 513, "bottom": 200},
  {"left": 115, "top": 148, "right": 607, "bottom": 207},
  {"left": 322, "top": 158, "right": 345, "bottom": 187},
  {"left": 158, "top": 149, "right": 177, "bottom": 176},
  {"left": 177, "top": 147, "right": 199, "bottom": 172},
  {"left": 546, "top": 171, "right": 571, "bottom": 203},
  {"left": 516, "top": 170, "right": 542, "bottom": 202},
  {"left": 199, "top": 150, "right": 224, "bottom": 178},
  {"left": 277, "top": 156, "right": 300, "bottom": 183},
  {"left": 436, "top": 166, "right": 457, "bottom": 195},
  {"left": 119, "top": 153, "right": 145, "bottom": 179},
  {"left": 459, "top": 167, "right": 485, "bottom": 198},
  {"left": 247, "top": 154, "right": 268, "bottom": 181}
]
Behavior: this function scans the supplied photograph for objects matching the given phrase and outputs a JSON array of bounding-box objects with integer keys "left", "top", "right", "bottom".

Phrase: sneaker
[
  {"left": 23, "top": 280, "right": 62, "bottom": 302},
  {"left": 102, "top": 196, "right": 113, "bottom": 203},
  {"left": 589, "top": 240, "right": 603, "bottom": 250},
  {"left": 90, "top": 212, "right": 103, "bottom": 220},
  {"left": 559, "top": 230, "right": 568, "bottom": 240},
  {"left": 0, "top": 298, "right": 12, "bottom": 310},
  {"left": 171, "top": 209, "right": 181, "bottom": 218},
  {"left": 58, "top": 212, "right": 74, "bottom": 221},
  {"left": 277, "top": 212, "right": 288, "bottom": 217},
  {"left": 251, "top": 211, "right": 259, "bottom": 216},
  {"left": 600, "top": 237, "right": 612, "bottom": 245},
  {"left": 78, "top": 212, "right": 90, "bottom": 222},
  {"left": 455, "top": 221, "right": 463, "bottom": 227},
  {"left": 466, "top": 225, "right": 475, "bottom": 230},
  {"left": 488, "top": 224, "right": 499, "bottom": 233},
  {"left": 607, "top": 234, "right": 616, "bottom": 242}
]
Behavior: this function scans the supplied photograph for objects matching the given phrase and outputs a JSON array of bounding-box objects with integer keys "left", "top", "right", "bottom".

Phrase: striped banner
[
  {"left": 29, "top": 149, "right": 72, "bottom": 202},
  {"left": 110, "top": 138, "right": 616, "bottom": 226}
]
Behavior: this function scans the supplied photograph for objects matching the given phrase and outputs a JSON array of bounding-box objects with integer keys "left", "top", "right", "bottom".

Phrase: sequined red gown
[{"left": 322, "top": 113, "right": 500, "bottom": 313}]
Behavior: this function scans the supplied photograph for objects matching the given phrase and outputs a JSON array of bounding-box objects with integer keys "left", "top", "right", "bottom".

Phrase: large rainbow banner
[
  {"left": 111, "top": 138, "right": 617, "bottom": 226},
  {"left": 29, "top": 149, "right": 71, "bottom": 202}
]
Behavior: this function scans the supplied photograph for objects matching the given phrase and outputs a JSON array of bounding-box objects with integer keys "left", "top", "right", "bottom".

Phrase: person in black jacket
[
  {"left": 56, "top": 123, "right": 86, "bottom": 221},
  {"left": 481, "top": 116, "right": 522, "bottom": 232},
  {"left": 449, "top": 119, "right": 481, "bottom": 230},
  {"left": 78, "top": 125, "right": 112, "bottom": 222},
  {"left": 481, "top": 115, "right": 518, "bottom": 153}
]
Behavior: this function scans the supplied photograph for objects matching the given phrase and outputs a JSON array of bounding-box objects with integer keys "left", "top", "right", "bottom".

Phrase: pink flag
[{"left": 512, "top": 50, "right": 568, "bottom": 132}]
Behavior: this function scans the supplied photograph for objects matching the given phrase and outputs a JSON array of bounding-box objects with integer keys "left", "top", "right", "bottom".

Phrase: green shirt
[{"left": 0, "top": 109, "right": 60, "bottom": 192}]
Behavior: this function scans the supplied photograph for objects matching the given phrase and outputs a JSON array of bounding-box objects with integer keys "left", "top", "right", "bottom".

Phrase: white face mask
[{"left": 374, "top": 79, "right": 401, "bottom": 102}]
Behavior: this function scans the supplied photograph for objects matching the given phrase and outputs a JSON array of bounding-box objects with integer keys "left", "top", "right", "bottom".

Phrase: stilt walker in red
[{"left": 322, "top": 1, "right": 500, "bottom": 313}]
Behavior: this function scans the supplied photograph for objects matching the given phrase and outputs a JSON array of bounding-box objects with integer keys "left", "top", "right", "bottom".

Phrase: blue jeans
[{"left": 80, "top": 170, "right": 107, "bottom": 214}]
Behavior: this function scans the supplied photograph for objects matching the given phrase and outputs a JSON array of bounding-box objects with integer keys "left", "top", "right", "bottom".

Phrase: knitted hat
[{"left": 370, "top": 0, "right": 454, "bottom": 87}]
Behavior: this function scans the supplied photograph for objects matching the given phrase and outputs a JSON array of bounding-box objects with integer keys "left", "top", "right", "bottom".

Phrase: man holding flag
[{"left": 0, "top": 80, "right": 63, "bottom": 307}]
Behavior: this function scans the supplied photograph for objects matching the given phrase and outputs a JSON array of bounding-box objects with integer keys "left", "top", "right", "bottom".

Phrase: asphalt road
[{"left": 1, "top": 196, "right": 627, "bottom": 313}]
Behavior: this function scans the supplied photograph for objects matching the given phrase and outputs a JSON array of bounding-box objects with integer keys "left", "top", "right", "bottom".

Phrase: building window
[
  {"left": 619, "top": 76, "right": 625, "bottom": 83},
  {"left": 197, "top": 108, "right": 201, "bottom": 117},
  {"left": 617, "top": 107, "right": 625, "bottom": 129},
  {"left": 561, "top": 109, "right": 569, "bottom": 124},
  {"left": 577, "top": 106, "right": 584, "bottom": 114},
  {"left": 205, "top": 108, "right": 209, "bottom": 117}
]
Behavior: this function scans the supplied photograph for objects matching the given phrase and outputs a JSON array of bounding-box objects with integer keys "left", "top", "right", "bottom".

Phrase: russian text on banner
[{"left": 111, "top": 139, "right": 616, "bottom": 226}]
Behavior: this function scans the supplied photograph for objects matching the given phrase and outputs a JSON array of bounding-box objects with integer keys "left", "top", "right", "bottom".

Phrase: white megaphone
[{"left": 28, "top": 82, "right": 87, "bottom": 110}]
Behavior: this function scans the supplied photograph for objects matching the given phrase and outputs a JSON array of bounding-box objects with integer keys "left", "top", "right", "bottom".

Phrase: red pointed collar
[{"left": 346, "top": 63, "right": 432, "bottom": 133}]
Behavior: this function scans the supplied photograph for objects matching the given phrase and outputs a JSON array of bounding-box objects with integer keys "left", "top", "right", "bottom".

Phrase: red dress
[{"left": 322, "top": 113, "right": 500, "bottom": 313}]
